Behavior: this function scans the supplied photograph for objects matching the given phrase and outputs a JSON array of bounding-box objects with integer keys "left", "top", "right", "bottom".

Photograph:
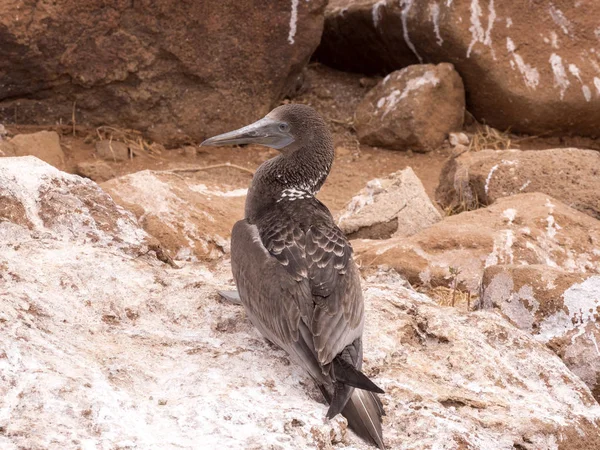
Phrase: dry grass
[
  {"left": 425, "top": 286, "right": 475, "bottom": 311},
  {"left": 468, "top": 124, "right": 517, "bottom": 152},
  {"left": 95, "top": 125, "right": 165, "bottom": 159}
]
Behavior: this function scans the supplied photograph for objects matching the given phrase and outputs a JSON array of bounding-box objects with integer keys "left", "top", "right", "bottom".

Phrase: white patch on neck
[{"left": 278, "top": 188, "right": 312, "bottom": 202}]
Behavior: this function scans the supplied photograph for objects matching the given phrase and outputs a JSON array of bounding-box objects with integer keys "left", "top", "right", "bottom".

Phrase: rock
[
  {"left": 354, "top": 193, "right": 600, "bottom": 291},
  {"left": 449, "top": 132, "right": 469, "bottom": 147},
  {"left": 0, "top": 124, "right": 7, "bottom": 140},
  {"left": 437, "top": 148, "right": 600, "bottom": 219},
  {"left": 479, "top": 265, "right": 600, "bottom": 400},
  {"left": 0, "top": 1, "right": 327, "bottom": 146},
  {"left": 75, "top": 160, "right": 116, "bottom": 183},
  {"left": 181, "top": 146, "right": 198, "bottom": 158},
  {"left": 315, "top": 0, "right": 600, "bottom": 137},
  {"left": 335, "top": 167, "right": 441, "bottom": 239},
  {"left": 5, "top": 131, "right": 65, "bottom": 169},
  {"left": 101, "top": 171, "right": 246, "bottom": 261},
  {"left": 354, "top": 63, "right": 465, "bottom": 152},
  {"left": 0, "top": 156, "right": 146, "bottom": 251},
  {"left": 2, "top": 159, "right": 600, "bottom": 449},
  {"left": 95, "top": 140, "right": 131, "bottom": 162}
]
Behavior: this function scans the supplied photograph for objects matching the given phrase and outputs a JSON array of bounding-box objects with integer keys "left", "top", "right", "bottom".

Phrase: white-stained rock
[
  {"left": 437, "top": 148, "right": 600, "bottom": 219},
  {"left": 354, "top": 63, "right": 465, "bottom": 152},
  {"left": 316, "top": 0, "right": 600, "bottom": 137},
  {"left": 354, "top": 193, "right": 600, "bottom": 291},
  {"left": 336, "top": 167, "right": 441, "bottom": 239},
  {"left": 480, "top": 264, "right": 600, "bottom": 400},
  {"left": 101, "top": 170, "right": 246, "bottom": 261},
  {"left": 2, "top": 131, "right": 65, "bottom": 169},
  {"left": 2, "top": 156, "right": 600, "bottom": 449}
]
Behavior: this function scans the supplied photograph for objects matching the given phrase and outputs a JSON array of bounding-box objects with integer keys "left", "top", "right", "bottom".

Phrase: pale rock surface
[
  {"left": 101, "top": 171, "right": 246, "bottom": 261},
  {"left": 335, "top": 167, "right": 441, "bottom": 239},
  {"left": 354, "top": 63, "right": 464, "bottom": 152},
  {"left": 76, "top": 160, "right": 117, "bottom": 183},
  {"left": 480, "top": 265, "right": 600, "bottom": 400},
  {"left": 354, "top": 193, "right": 600, "bottom": 291},
  {"left": 2, "top": 157, "right": 600, "bottom": 449},
  {"left": 0, "top": 131, "right": 65, "bottom": 170},
  {"left": 316, "top": 0, "right": 600, "bottom": 137},
  {"left": 437, "top": 148, "right": 600, "bottom": 219},
  {"left": 95, "top": 140, "right": 131, "bottom": 162}
]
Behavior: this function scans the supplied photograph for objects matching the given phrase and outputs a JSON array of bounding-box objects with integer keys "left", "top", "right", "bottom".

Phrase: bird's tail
[{"left": 342, "top": 388, "right": 385, "bottom": 449}]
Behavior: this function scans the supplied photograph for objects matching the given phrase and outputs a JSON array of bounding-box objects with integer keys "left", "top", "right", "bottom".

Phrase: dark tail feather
[
  {"left": 343, "top": 389, "right": 385, "bottom": 449},
  {"left": 319, "top": 384, "right": 385, "bottom": 449},
  {"left": 333, "top": 356, "right": 384, "bottom": 394}
]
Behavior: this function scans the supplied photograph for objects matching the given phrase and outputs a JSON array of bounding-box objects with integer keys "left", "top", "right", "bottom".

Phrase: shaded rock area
[
  {"left": 0, "top": 130, "right": 65, "bottom": 169},
  {"left": 95, "top": 140, "right": 131, "bottom": 162},
  {"left": 0, "top": 0, "right": 327, "bottom": 146},
  {"left": 2, "top": 156, "right": 600, "bottom": 449},
  {"left": 354, "top": 193, "right": 600, "bottom": 291},
  {"left": 354, "top": 63, "right": 464, "bottom": 151},
  {"left": 101, "top": 170, "right": 246, "bottom": 261},
  {"left": 336, "top": 167, "right": 441, "bottom": 239},
  {"left": 75, "top": 160, "right": 117, "bottom": 183},
  {"left": 315, "top": 0, "right": 600, "bottom": 137},
  {"left": 437, "top": 148, "right": 600, "bottom": 219},
  {"left": 479, "top": 265, "right": 600, "bottom": 400}
]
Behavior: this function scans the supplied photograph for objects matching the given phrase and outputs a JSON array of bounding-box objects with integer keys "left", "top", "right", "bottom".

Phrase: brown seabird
[{"left": 202, "top": 104, "right": 385, "bottom": 448}]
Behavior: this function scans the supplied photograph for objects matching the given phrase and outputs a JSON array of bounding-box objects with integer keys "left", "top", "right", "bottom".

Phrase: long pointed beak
[{"left": 200, "top": 116, "right": 294, "bottom": 150}]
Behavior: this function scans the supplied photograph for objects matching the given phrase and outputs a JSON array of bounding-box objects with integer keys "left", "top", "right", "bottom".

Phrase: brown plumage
[{"left": 202, "top": 104, "right": 385, "bottom": 448}]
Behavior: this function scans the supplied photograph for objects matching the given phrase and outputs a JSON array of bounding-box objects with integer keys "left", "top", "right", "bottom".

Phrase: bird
[{"left": 201, "top": 104, "right": 385, "bottom": 448}]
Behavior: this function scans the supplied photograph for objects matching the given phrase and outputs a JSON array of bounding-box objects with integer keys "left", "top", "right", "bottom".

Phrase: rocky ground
[{"left": 2, "top": 1, "right": 600, "bottom": 449}]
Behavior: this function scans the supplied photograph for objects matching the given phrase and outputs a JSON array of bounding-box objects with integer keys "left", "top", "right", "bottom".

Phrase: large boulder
[
  {"left": 101, "top": 171, "right": 246, "bottom": 261},
  {"left": 315, "top": 0, "right": 600, "bottom": 137},
  {"left": 0, "top": 131, "right": 65, "bottom": 170},
  {"left": 354, "top": 63, "right": 464, "bottom": 151},
  {"left": 479, "top": 265, "right": 600, "bottom": 400},
  {"left": 0, "top": 1, "right": 327, "bottom": 146},
  {"left": 335, "top": 167, "right": 441, "bottom": 239},
  {"left": 437, "top": 148, "right": 600, "bottom": 219},
  {"left": 354, "top": 193, "right": 600, "bottom": 291},
  {"left": 2, "top": 158, "right": 600, "bottom": 448}
]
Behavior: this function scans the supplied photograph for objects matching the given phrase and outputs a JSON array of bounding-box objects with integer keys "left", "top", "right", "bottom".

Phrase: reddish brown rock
[
  {"left": 480, "top": 265, "right": 600, "bottom": 400},
  {"left": 0, "top": 1, "right": 327, "bottom": 146},
  {"left": 95, "top": 140, "right": 131, "bottom": 162},
  {"left": 76, "top": 160, "right": 116, "bottom": 183},
  {"left": 437, "top": 148, "right": 600, "bottom": 219},
  {"left": 2, "top": 131, "right": 65, "bottom": 170},
  {"left": 354, "top": 193, "right": 600, "bottom": 291},
  {"left": 101, "top": 171, "right": 246, "bottom": 261},
  {"left": 354, "top": 63, "right": 464, "bottom": 151},
  {"left": 316, "top": 0, "right": 600, "bottom": 137}
]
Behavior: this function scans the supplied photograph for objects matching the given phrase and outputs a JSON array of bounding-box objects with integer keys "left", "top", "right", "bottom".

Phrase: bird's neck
[{"left": 245, "top": 145, "right": 334, "bottom": 223}]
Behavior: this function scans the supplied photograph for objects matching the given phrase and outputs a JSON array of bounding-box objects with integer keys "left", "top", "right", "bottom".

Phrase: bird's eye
[{"left": 278, "top": 123, "right": 290, "bottom": 132}]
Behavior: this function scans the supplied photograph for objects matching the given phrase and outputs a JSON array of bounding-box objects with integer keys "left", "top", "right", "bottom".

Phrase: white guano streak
[
  {"left": 466, "top": 0, "right": 496, "bottom": 59},
  {"left": 288, "top": 0, "right": 299, "bottom": 45},
  {"left": 372, "top": 0, "right": 387, "bottom": 27},
  {"left": 549, "top": 53, "right": 570, "bottom": 99},
  {"left": 430, "top": 2, "right": 443, "bottom": 45},
  {"left": 506, "top": 37, "right": 539, "bottom": 89},
  {"left": 400, "top": 0, "right": 423, "bottom": 63}
]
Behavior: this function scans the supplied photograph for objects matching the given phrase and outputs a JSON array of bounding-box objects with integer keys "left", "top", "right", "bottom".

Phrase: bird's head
[{"left": 200, "top": 104, "right": 331, "bottom": 155}]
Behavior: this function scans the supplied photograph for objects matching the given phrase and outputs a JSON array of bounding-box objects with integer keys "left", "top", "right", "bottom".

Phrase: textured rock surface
[
  {"left": 3, "top": 156, "right": 600, "bottom": 449},
  {"left": 480, "top": 265, "right": 600, "bottom": 400},
  {"left": 0, "top": 131, "right": 65, "bottom": 169},
  {"left": 95, "top": 140, "right": 131, "bottom": 162},
  {"left": 0, "top": 0, "right": 327, "bottom": 146},
  {"left": 102, "top": 171, "right": 246, "bottom": 261},
  {"left": 75, "top": 160, "right": 117, "bottom": 183},
  {"left": 354, "top": 63, "right": 464, "bottom": 151},
  {"left": 336, "top": 167, "right": 441, "bottom": 239},
  {"left": 316, "top": 0, "right": 600, "bottom": 137},
  {"left": 437, "top": 148, "right": 600, "bottom": 219},
  {"left": 354, "top": 193, "right": 600, "bottom": 291}
]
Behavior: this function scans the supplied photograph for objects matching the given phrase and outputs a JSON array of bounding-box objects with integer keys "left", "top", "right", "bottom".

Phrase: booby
[{"left": 202, "top": 104, "right": 385, "bottom": 448}]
